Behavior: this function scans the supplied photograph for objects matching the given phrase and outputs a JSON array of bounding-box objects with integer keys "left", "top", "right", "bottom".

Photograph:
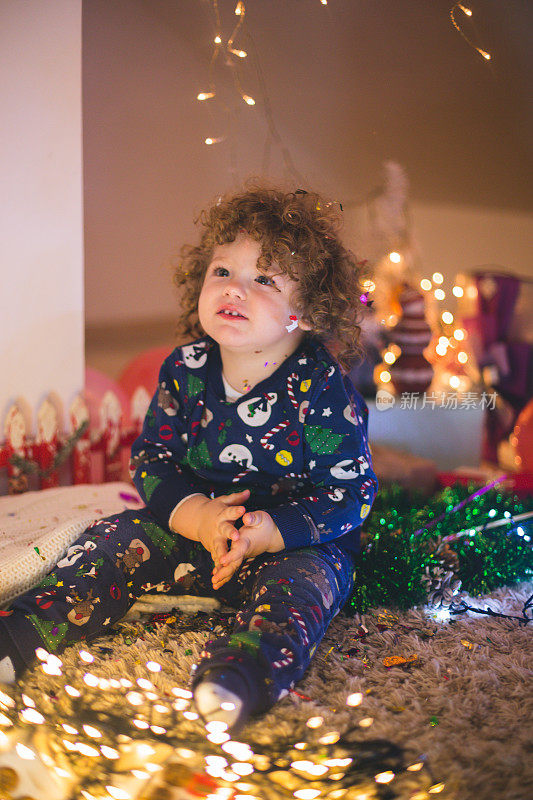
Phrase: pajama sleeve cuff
[
  {"left": 168, "top": 493, "right": 207, "bottom": 531},
  {"left": 267, "top": 503, "right": 319, "bottom": 551}
]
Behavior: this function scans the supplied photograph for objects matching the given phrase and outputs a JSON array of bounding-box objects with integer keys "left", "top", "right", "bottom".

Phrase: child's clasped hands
[{"left": 196, "top": 488, "right": 281, "bottom": 589}]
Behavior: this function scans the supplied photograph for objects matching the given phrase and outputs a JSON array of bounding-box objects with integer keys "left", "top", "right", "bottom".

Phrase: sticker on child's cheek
[{"left": 286, "top": 315, "right": 298, "bottom": 332}]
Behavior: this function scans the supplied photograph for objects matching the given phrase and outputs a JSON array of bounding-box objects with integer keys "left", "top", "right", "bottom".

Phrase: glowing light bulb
[
  {"left": 16, "top": 742, "right": 36, "bottom": 759},
  {"left": 172, "top": 687, "right": 193, "bottom": 699},
  {"left": 466, "top": 285, "right": 478, "bottom": 299},
  {"left": 214, "top": 35, "right": 222, "bottom": 44},
  {"left": 207, "top": 731, "right": 230, "bottom": 744},
  {"left": 150, "top": 725, "right": 166, "bottom": 734},
  {"left": 307, "top": 716, "right": 324, "bottom": 728},
  {"left": 242, "top": 94, "right": 255, "bottom": 105},
  {"left": 359, "top": 717, "right": 374, "bottom": 727},
  {"left": 76, "top": 743, "right": 100, "bottom": 757},
  {"left": 454, "top": 328, "right": 465, "bottom": 341},
  {"left": 21, "top": 694, "right": 35, "bottom": 708},
  {"left": 434, "top": 289, "right": 445, "bottom": 301},
  {"left": 146, "top": 661, "right": 161, "bottom": 673},
  {"left": 235, "top": 1, "right": 244, "bottom": 14},
  {"left": 62, "top": 723, "right": 78, "bottom": 734},
  {"left": 458, "top": 351, "right": 468, "bottom": 363},
  {"left": 449, "top": 375, "right": 460, "bottom": 389},
  {"left": 384, "top": 351, "right": 396, "bottom": 365},
  {"left": 375, "top": 771, "right": 395, "bottom": 783},
  {"left": 101, "top": 746, "right": 119, "bottom": 759},
  {"left": 205, "top": 137, "right": 225, "bottom": 145},
  {"left": 20, "top": 708, "right": 45, "bottom": 724},
  {"left": 442, "top": 311, "right": 454, "bottom": 324},
  {"left": 436, "top": 343, "right": 447, "bottom": 356},
  {"left": 420, "top": 279, "right": 432, "bottom": 291},
  {"left": 432, "top": 272, "right": 444, "bottom": 284},
  {"left": 363, "top": 279, "right": 376, "bottom": 292},
  {"left": 79, "top": 650, "right": 94, "bottom": 663},
  {"left": 83, "top": 724, "right": 102, "bottom": 738},
  {"left": 380, "top": 370, "right": 392, "bottom": 383},
  {"left": 346, "top": 692, "right": 363, "bottom": 706},
  {"left": 197, "top": 92, "right": 215, "bottom": 101},
  {"left": 232, "top": 762, "right": 254, "bottom": 775},
  {"left": 105, "top": 786, "right": 131, "bottom": 800},
  {"left": 389, "top": 251, "right": 401, "bottom": 263},
  {"left": 459, "top": 4, "right": 472, "bottom": 16},
  {"left": 206, "top": 755, "right": 228, "bottom": 768},
  {"left": 65, "top": 685, "right": 81, "bottom": 698},
  {"left": 452, "top": 285, "right": 464, "bottom": 297},
  {"left": 229, "top": 48, "right": 247, "bottom": 58}
]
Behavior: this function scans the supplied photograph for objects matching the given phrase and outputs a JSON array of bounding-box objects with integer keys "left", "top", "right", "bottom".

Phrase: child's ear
[{"left": 297, "top": 318, "right": 313, "bottom": 331}]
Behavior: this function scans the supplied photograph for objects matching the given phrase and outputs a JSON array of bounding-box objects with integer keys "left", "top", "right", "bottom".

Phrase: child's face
[{"left": 198, "top": 232, "right": 310, "bottom": 356}]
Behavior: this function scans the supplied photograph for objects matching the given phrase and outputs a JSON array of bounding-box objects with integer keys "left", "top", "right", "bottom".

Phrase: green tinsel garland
[{"left": 346, "top": 483, "right": 533, "bottom": 615}]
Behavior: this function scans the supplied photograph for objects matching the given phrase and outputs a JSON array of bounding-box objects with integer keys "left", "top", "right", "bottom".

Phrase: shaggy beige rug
[{"left": 13, "top": 579, "right": 532, "bottom": 800}]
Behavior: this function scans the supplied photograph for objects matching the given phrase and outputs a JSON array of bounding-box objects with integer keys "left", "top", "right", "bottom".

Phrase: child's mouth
[{"left": 217, "top": 311, "right": 247, "bottom": 320}]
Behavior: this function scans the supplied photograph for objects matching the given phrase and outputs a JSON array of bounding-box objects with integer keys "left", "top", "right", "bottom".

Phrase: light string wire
[
  {"left": 244, "top": 29, "right": 308, "bottom": 186},
  {"left": 449, "top": 588, "right": 533, "bottom": 625}
]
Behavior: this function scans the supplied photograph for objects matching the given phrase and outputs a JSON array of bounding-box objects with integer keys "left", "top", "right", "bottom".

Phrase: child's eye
[{"left": 211, "top": 266, "right": 276, "bottom": 287}]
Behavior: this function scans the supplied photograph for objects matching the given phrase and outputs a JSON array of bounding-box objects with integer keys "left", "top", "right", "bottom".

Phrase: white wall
[{"left": 0, "top": 0, "right": 84, "bottom": 433}]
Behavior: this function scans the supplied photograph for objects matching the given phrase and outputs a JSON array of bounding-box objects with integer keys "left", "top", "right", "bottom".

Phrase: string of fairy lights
[
  {"left": 0, "top": 646, "right": 444, "bottom": 800},
  {"left": 450, "top": 3, "right": 491, "bottom": 61},
  {"left": 196, "top": 3, "right": 491, "bottom": 149}
]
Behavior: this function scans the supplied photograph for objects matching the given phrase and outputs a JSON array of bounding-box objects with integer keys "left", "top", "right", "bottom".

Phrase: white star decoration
[
  {"left": 309, "top": 460, "right": 316, "bottom": 469},
  {"left": 322, "top": 407, "right": 332, "bottom": 417},
  {"left": 246, "top": 434, "right": 253, "bottom": 443}
]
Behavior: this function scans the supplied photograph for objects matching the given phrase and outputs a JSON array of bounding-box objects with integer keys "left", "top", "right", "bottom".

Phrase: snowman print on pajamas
[
  {"left": 181, "top": 341, "right": 210, "bottom": 370},
  {"left": 57, "top": 540, "right": 97, "bottom": 569}
]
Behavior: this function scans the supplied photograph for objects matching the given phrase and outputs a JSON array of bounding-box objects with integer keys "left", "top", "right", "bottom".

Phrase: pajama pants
[{"left": 0, "top": 508, "right": 355, "bottom": 713}]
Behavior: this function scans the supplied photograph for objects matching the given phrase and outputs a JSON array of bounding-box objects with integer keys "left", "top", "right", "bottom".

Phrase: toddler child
[{"left": 0, "top": 182, "right": 378, "bottom": 733}]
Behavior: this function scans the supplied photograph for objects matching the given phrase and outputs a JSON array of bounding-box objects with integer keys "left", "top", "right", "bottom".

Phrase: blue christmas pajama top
[{"left": 0, "top": 334, "right": 377, "bottom": 710}]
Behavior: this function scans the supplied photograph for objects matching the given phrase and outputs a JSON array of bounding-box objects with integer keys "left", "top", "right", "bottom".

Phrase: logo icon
[{"left": 376, "top": 389, "right": 395, "bottom": 411}]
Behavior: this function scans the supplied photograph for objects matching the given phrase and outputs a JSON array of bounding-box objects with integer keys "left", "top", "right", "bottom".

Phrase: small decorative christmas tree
[{"left": 388, "top": 284, "right": 434, "bottom": 395}]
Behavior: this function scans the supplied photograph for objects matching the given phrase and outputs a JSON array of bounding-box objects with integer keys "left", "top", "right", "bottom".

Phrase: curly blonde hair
[{"left": 173, "top": 179, "right": 368, "bottom": 373}]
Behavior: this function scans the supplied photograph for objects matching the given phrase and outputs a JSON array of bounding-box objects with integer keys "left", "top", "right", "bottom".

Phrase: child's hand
[
  {"left": 196, "top": 489, "right": 250, "bottom": 572},
  {"left": 211, "top": 510, "right": 284, "bottom": 589}
]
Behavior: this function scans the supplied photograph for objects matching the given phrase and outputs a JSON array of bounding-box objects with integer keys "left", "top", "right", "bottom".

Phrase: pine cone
[{"left": 421, "top": 565, "right": 463, "bottom": 608}]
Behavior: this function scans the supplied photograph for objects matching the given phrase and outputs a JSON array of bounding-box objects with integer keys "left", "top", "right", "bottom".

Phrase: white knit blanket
[{"left": 0, "top": 482, "right": 145, "bottom": 606}]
